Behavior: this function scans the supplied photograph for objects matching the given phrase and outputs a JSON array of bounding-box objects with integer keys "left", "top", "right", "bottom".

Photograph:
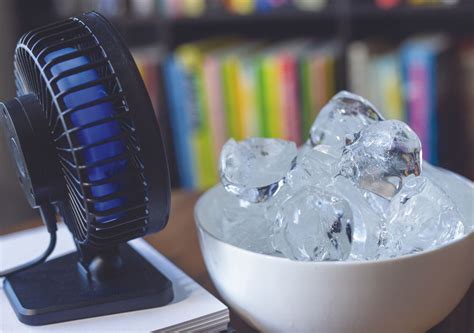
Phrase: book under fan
[{"left": 0, "top": 12, "right": 173, "bottom": 325}]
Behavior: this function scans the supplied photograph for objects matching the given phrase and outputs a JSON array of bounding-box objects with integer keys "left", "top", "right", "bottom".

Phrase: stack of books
[{"left": 1, "top": 224, "right": 230, "bottom": 331}]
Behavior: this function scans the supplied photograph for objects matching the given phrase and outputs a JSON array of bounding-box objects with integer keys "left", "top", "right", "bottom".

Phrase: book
[
  {"left": 227, "top": 0, "right": 255, "bottom": 14},
  {"left": 237, "top": 44, "right": 265, "bottom": 138},
  {"left": 258, "top": 41, "right": 304, "bottom": 140},
  {"left": 347, "top": 40, "right": 393, "bottom": 105},
  {"left": 163, "top": 56, "right": 195, "bottom": 188},
  {"left": 278, "top": 39, "right": 316, "bottom": 144},
  {"left": 0, "top": 224, "right": 230, "bottom": 332},
  {"left": 299, "top": 46, "right": 313, "bottom": 140},
  {"left": 401, "top": 35, "right": 451, "bottom": 165},
  {"left": 293, "top": 0, "right": 328, "bottom": 11},
  {"left": 175, "top": 39, "right": 241, "bottom": 189},
  {"left": 375, "top": 0, "right": 401, "bottom": 9},
  {"left": 181, "top": 0, "right": 206, "bottom": 17},
  {"left": 203, "top": 46, "right": 231, "bottom": 165},
  {"left": 175, "top": 41, "right": 220, "bottom": 189},
  {"left": 370, "top": 52, "right": 405, "bottom": 121},
  {"left": 347, "top": 40, "right": 405, "bottom": 121},
  {"left": 221, "top": 42, "right": 261, "bottom": 140},
  {"left": 300, "top": 40, "right": 339, "bottom": 140}
]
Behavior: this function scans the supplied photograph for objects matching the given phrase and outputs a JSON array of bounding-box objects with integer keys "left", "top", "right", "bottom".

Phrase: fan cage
[{"left": 14, "top": 17, "right": 150, "bottom": 247}]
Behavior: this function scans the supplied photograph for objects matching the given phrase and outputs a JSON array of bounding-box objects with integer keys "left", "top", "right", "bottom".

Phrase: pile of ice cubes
[{"left": 215, "top": 91, "right": 467, "bottom": 261}]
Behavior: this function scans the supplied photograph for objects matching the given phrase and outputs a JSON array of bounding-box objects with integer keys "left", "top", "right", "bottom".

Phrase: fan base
[{"left": 3, "top": 243, "right": 174, "bottom": 326}]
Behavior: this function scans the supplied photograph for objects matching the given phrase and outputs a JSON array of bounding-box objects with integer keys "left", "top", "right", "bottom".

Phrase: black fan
[{"left": 0, "top": 12, "right": 173, "bottom": 325}]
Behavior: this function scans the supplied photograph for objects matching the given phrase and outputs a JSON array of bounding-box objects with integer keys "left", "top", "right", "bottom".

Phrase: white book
[{"left": 0, "top": 224, "right": 229, "bottom": 332}]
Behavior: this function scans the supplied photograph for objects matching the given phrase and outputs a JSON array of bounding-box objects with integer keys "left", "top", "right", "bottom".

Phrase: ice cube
[
  {"left": 272, "top": 186, "right": 353, "bottom": 261},
  {"left": 308, "top": 91, "right": 384, "bottom": 149},
  {"left": 379, "top": 175, "right": 464, "bottom": 258},
  {"left": 423, "top": 163, "right": 474, "bottom": 227},
  {"left": 339, "top": 120, "right": 422, "bottom": 199},
  {"left": 214, "top": 185, "right": 275, "bottom": 255},
  {"left": 264, "top": 145, "right": 341, "bottom": 223},
  {"left": 327, "top": 177, "right": 384, "bottom": 261},
  {"left": 220, "top": 138, "right": 297, "bottom": 203},
  {"left": 288, "top": 145, "right": 340, "bottom": 189},
  {"left": 364, "top": 191, "right": 391, "bottom": 220}
]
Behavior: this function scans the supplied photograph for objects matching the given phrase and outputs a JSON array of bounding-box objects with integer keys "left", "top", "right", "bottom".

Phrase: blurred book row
[
  {"left": 157, "top": 0, "right": 328, "bottom": 17},
  {"left": 52, "top": 0, "right": 463, "bottom": 19},
  {"left": 52, "top": 0, "right": 328, "bottom": 18},
  {"left": 132, "top": 35, "right": 474, "bottom": 189}
]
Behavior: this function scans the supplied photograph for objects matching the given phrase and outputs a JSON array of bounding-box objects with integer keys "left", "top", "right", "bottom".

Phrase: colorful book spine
[
  {"left": 299, "top": 54, "right": 313, "bottom": 140},
  {"left": 373, "top": 54, "right": 404, "bottom": 121},
  {"left": 222, "top": 55, "right": 243, "bottom": 139},
  {"left": 194, "top": 61, "right": 219, "bottom": 188},
  {"left": 281, "top": 52, "right": 301, "bottom": 144},
  {"left": 347, "top": 41, "right": 371, "bottom": 101},
  {"left": 182, "top": 0, "right": 206, "bottom": 17},
  {"left": 402, "top": 45, "right": 437, "bottom": 164},
  {"left": 227, "top": 0, "right": 255, "bottom": 14},
  {"left": 311, "top": 53, "right": 326, "bottom": 123},
  {"left": 239, "top": 53, "right": 261, "bottom": 138},
  {"left": 325, "top": 54, "right": 336, "bottom": 106},
  {"left": 176, "top": 45, "right": 219, "bottom": 189},
  {"left": 203, "top": 54, "right": 228, "bottom": 164},
  {"left": 256, "top": 56, "right": 268, "bottom": 137},
  {"left": 261, "top": 55, "right": 285, "bottom": 138},
  {"left": 163, "top": 56, "right": 195, "bottom": 188}
]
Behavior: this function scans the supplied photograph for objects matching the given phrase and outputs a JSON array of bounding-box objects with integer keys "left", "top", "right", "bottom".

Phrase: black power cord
[{"left": 0, "top": 205, "right": 57, "bottom": 278}]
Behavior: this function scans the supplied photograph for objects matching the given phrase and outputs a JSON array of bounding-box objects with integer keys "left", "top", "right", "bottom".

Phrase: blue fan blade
[{"left": 45, "top": 48, "right": 127, "bottom": 223}]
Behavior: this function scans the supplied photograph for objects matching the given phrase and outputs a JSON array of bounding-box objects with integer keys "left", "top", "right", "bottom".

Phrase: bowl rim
[{"left": 194, "top": 184, "right": 473, "bottom": 267}]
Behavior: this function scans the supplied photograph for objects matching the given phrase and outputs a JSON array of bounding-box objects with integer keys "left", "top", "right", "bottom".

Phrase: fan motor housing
[{"left": 1, "top": 95, "right": 65, "bottom": 207}]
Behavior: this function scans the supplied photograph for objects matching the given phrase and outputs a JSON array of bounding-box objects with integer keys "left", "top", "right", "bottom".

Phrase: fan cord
[{"left": 0, "top": 205, "right": 57, "bottom": 278}]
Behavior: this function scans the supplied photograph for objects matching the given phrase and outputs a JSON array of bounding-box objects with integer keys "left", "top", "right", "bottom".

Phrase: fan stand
[{"left": 3, "top": 242, "right": 174, "bottom": 326}]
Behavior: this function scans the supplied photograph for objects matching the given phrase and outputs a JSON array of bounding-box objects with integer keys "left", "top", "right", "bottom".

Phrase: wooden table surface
[{"left": 2, "top": 191, "right": 473, "bottom": 332}]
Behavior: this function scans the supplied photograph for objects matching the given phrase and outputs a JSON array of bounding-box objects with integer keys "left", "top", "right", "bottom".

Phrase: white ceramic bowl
[{"left": 195, "top": 171, "right": 474, "bottom": 333}]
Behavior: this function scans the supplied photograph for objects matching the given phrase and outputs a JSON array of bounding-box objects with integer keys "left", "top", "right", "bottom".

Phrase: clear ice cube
[
  {"left": 379, "top": 175, "right": 465, "bottom": 258},
  {"left": 423, "top": 163, "right": 473, "bottom": 227},
  {"left": 339, "top": 120, "right": 422, "bottom": 199},
  {"left": 288, "top": 145, "right": 340, "bottom": 189},
  {"left": 220, "top": 138, "right": 297, "bottom": 203},
  {"left": 264, "top": 145, "right": 341, "bottom": 223},
  {"left": 272, "top": 186, "right": 353, "bottom": 261},
  {"left": 308, "top": 91, "right": 384, "bottom": 149},
  {"left": 327, "top": 177, "right": 384, "bottom": 261},
  {"left": 213, "top": 185, "right": 275, "bottom": 255},
  {"left": 363, "top": 191, "right": 391, "bottom": 220}
]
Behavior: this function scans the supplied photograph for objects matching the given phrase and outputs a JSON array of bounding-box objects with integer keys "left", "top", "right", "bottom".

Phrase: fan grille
[{"left": 14, "top": 17, "right": 150, "bottom": 246}]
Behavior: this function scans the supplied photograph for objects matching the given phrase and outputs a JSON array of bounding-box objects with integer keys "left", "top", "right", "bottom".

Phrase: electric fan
[{"left": 0, "top": 12, "right": 173, "bottom": 325}]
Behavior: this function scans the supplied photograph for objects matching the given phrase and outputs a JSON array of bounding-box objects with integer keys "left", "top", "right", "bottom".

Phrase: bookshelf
[
  {"left": 13, "top": 0, "right": 474, "bottom": 188},
  {"left": 17, "top": 1, "right": 474, "bottom": 72},
  {"left": 106, "top": 1, "right": 474, "bottom": 84}
]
